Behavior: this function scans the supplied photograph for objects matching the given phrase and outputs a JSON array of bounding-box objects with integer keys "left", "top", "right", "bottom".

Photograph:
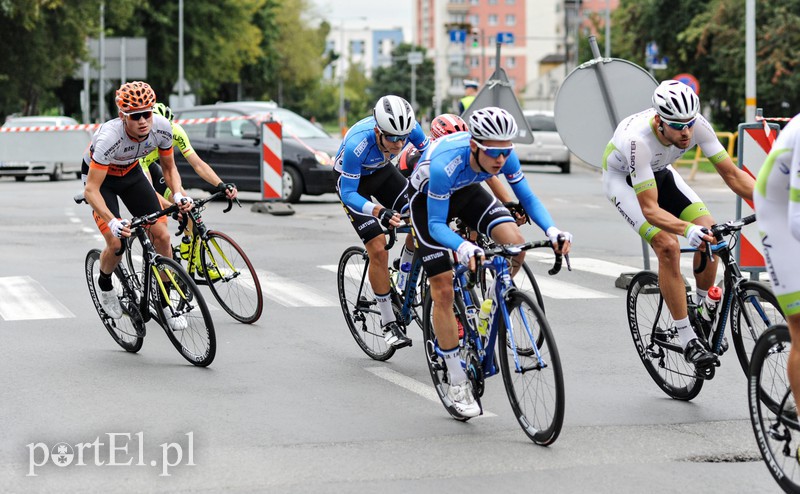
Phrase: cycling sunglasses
[
  {"left": 473, "top": 140, "right": 514, "bottom": 159},
  {"left": 378, "top": 129, "right": 410, "bottom": 143},
  {"left": 661, "top": 117, "right": 696, "bottom": 131},
  {"left": 123, "top": 110, "right": 153, "bottom": 121}
]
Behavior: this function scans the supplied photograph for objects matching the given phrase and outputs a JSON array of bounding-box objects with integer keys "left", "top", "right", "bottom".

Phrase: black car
[{"left": 172, "top": 102, "right": 338, "bottom": 202}]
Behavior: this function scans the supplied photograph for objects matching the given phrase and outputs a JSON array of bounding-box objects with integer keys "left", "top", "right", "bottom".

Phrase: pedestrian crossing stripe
[{"left": 0, "top": 276, "right": 75, "bottom": 321}]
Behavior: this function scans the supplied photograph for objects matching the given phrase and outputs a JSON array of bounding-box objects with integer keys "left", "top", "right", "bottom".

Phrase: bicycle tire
[
  {"left": 626, "top": 271, "right": 703, "bottom": 401},
  {"left": 151, "top": 256, "right": 216, "bottom": 366},
  {"left": 337, "top": 246, "right": 395, "bottom": 361},
  {"left": 499, "top": 290, "right": 564, "bottom": 445},
  {"left": 123, "top": 236, "right": 145, "bottom": 290},
  {"left": 748, "top": 324, "right": 800, "bottom": 493},
  {"left": 420, "top": 289, "right": 471, "bottom": 422},
  {"left": 731, "top": 281, "right": 786, "bottom": 377},
  {"left": 199, "top": 230, "right": 263, "bottom": 324},
  {"left": 84, "top": 249, "right": 144, "bottom": 353}
]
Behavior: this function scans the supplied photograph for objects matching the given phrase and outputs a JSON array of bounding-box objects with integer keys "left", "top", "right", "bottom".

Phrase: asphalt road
[{"left": 0, "top": 161, "right": 780, "bottom": 493}]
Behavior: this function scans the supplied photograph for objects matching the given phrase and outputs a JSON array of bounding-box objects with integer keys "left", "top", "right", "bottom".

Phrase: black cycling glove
[
  {"left": 217, "top": 182, "right": 236, "bottom": 193},
  {"left": 377, "top": 207, "right": 397, "bottom": 228}
]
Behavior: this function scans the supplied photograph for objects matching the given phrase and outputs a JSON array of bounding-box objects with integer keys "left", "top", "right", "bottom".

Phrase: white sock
[
  {"left": 694, "top": 288, "right": 708, "bottom": 305},
  {"left": 675, "top": 316, "right": 695, "bottom": 347},
  {"left": 399, "top": 244, "right": 414, "bottom": 268},
  {"left": 375, "top": 291, "right": 395, "bottom": 325},
  {"left": 442, "top": 347, "right": 466, "bottom": 384}
]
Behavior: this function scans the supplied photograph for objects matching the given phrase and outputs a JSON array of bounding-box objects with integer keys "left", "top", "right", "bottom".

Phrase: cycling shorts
[
  {"left": 409, "top": 183, "right": 514, "bottom": 277},
  {"left": 755, "top": 195, "right": 800, "bottom": 316},
  {"left": 85, "top": 164, "right": 166, "bottom": 234},
  {"left": 603, "top": 165, "right": 710, "bottom": 243},
  {"left": 336, "top": 165, "right": 411, "bottom": 244}
]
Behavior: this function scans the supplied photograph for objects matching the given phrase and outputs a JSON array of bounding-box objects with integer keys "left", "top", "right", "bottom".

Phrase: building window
[
  {"left": 470, "top": 0, "right": 479, "bottom": 4},
  {"left": 506, "top": 0, "right": 515, "bottom": 4},
  {"left": 468, "top": 14, "right": 479, "bottom": 26},
  {"left": 470, "top": 56, "right": 480, "bottom": 68},
  {"left": 488, "top": 14, "right": 498, "bottom": 26},
  {"left": 488, "top": 0, "right": 497, "bottom": 4},
  {"left": 505, "top": 14, "right": 515, "bottom": 26},
  {"left": 507, "top": 56, "right": 516, "bottom": 68}
]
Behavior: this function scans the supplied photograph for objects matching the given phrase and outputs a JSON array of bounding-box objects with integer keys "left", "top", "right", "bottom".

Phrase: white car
[
  {"left": 0, "top": 116, "right": 84, "bottom": 181},
  {"left": 515, "top": 110, "right": 571, "bottom": 174}
]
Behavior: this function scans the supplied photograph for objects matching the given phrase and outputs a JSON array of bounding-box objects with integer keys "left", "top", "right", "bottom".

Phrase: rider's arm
[
  {"left": 337, "top": 139, "right": 376, "bottom": 215},
  {"left": 485, "top": 175, "right": 513, "bottom": 203},
  {"left": 712, "top": 155, "right": 755, "bottom": 201},
  {"left": 409, "top": 122, "right": 430, "bottom": 152},
  {"left": 159, "top": 148, "right": 184, "bottom": 200},
  {"left": 427, "top": 165, "right": 468, "bottom": 251},
  {"left": 502, "top": 153, "right": 555, "bottom": 232},
  {"left": 84, "top": 165, "right": 116, "bottom": 224}
]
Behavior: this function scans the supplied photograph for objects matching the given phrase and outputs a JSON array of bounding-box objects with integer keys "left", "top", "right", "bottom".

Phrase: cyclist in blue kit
[
  {"left": 408, "top": 106, "right": 572, "bottom": 417},
  {"left": 334, "top": 95, "right": 430, "bottom": 349}
]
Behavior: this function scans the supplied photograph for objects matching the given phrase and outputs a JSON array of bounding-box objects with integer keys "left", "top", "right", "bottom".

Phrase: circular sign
[
  {"left": 672, "top": 73, "right": 700, "bottom": 95},
  {"left": 554, "top": 59, "right": 657, "bottom": 168}
]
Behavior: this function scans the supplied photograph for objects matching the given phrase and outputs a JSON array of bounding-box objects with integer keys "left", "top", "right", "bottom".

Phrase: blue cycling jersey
[
  {"left": 410, "top": 132, "right": 555, "bottom": 251},
  {"left": 334, "top": 116, "right": 429, "bottom": 213}
]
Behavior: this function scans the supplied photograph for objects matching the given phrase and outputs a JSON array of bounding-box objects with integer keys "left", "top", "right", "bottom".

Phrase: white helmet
[
  {"left": 373, "top": 95, "right": 416, "bottom": 135},
  {"left": 468, "top": 107, "right": 518, "bottom": 141},
  {"left": 652, "top": 80, "right": 699, "bottom": 120}
]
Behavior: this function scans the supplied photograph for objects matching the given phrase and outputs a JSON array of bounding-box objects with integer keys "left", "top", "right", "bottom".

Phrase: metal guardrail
[{"left": 674, "top": 131, "right": 738, "bottom": 180}]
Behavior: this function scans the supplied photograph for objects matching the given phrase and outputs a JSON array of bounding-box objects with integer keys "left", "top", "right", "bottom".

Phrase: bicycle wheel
[
  {"left": 337, "top": 246, "right": 395, "bottom": 361},
  {"left": 626, "top": 271, "right": 703, "bottom": 400},
  {"left": 151, "top": 256, "right": 216, "bottom": 366},
  {"left": 499, "top": 290, "right": 564, "bottom": 445},
  {"left": 199, "top": 230, "right": 263, "bottom": 324},
  {"left": 420, "top": 290, "right": 472, "bottom": 421},
  {"left": 481, "top": 261, "right": 544, "bottom": 311},
  {"left": 84, "top": 249, "right": 144, "bottom": 353},
  {"left": 731, "top": 281, "right": 786, "bottom": 377},
  {"left": 748, "top": 325, "right": 800, "bottom": 493}
]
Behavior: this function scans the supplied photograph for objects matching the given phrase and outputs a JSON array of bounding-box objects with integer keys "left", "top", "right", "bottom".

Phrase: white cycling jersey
[
  {"left": 82, "top": 115, "right": 173, "bottom": 177},
  {"left": 603, "top": 109, "right": 727, "bottom": 191},
  {"left": 754, "top": 115, "right": 800, "bottom": 316}
]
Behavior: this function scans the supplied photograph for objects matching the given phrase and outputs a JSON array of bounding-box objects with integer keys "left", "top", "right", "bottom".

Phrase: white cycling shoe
[
  {"left": 447, "top": 381, "right": 481, "bottom": 418},
  {"left": 99, "top": 288, "right": 123, "bottom": 319},
  {"left": 162, "top": 306, "right": 188, "bottom": 332}
]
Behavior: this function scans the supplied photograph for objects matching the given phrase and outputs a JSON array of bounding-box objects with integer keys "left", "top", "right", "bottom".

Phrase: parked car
[
  {"left": 0, "top": 116, "right": 83, "bottom": 181},
  {"left": 172, "top": 102, "right": 339, "bottom": 203},
  {"left": 515, "top": 110, "right": 571, "bottom": 174}
]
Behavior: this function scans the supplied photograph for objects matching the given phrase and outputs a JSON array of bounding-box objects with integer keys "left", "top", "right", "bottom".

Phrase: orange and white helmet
[
  {"left": 115, "top": 81, "right": 156, "bottom": 113},
  {"left": 430, "top": 113, "right": 468, "bottom": 140}
]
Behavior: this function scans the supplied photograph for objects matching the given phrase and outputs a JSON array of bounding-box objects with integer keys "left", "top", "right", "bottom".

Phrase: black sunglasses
[
  {"left": 378, "top": 129, "right": 409, "bottom": 143},
  {"left": 124, "top": 110, "right": 153, "bottom": 121}
]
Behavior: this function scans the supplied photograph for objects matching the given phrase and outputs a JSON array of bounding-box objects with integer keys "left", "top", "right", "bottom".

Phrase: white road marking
[
  {"left": 0, "top": 276, "right": 75, "bottom": 321},
  {"left": 258, "top": 270, "right": 337, "bottom": 307},
  {"left": 364, "top": 366, "right": 496, "bottom": 418}
]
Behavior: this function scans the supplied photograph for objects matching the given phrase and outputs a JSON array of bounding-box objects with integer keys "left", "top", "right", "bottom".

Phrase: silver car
[
  {"left": 515, "top": 110, "right": 571, "bottom": 174},
  {"left": 0, "top": 116, "right": 84, "bottom": 181}
]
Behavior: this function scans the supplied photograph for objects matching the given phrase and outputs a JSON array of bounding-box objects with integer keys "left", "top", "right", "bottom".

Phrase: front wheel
[
  {"left": 199, "top": 231, "right": 263, "bottom": 324},
  {"left": 84, "top": 249, "right": 144, "bottom": 353},
  {"left": 282, "top": 166, "right": 303, "bottom": 203},
  {"left": 499, "top": 291, "right": 564, "bottom": 445},
  {"left": 151, "top": 256, "right": 216, "bottom": 366},
  {"left": 626, "top": 271, "right": 703, "bottom": 401},
  {"left": 748, "top": 324, "right": 800, "bottom": 493},
  {"left": 731, "top": 281, "right": 786, "bottom": 377},
  {"left": 337, "top": 246, "right": 395, "bottom": 361}
]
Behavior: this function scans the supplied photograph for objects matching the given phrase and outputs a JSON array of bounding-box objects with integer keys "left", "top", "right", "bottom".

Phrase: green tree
[{"left": 370, "top": 43, "right": 435, "bottom": 117}]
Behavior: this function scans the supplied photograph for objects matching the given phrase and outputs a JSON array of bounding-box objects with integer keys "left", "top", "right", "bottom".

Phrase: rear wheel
[
  {"left": 626, "top": 271, "right": 703, "bottom": 400},
  {"left": 84, "top": 249, "right": 144, "bottom": 353},
  {"left": 199, "top": 231, "right": 263, "bottom": 324},
  {"left": 499, "top": 291, "right": 564, "bottom": 445},
  {"left": 337, "top": 246, "right": 395, "bottom": 361},
  {"left": 152, "top": 256, "right": 216, "bottom": 366},
  {"left": 49, "top": 163, "right": 63, "bottom": 181},
  {"left": 559, "top": 160, "right": 571, "bottom": 174},
  {"left": 748, "top": 325, "right": 800, "bottom": 492},
  {"left": 282, "top": 166, "right": 303, "bottom": 203},
  {"left": 731, "top": 281, "right": 786, "bottom": 377},
  {"left": 14, "top": 176, "right": 25, "bottom": 182}
]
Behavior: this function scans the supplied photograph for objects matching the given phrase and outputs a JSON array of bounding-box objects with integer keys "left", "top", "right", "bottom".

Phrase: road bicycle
[
  {"left": 748, "top": 324, "right": 800, "bottom": 493},
  {"left": 79, "top": 196, "right": 216, "bottom": 366},
  {"left": 421, "top": 239, "right": 567, "bottom": 445},
  {"left": 125, "top": 189, "right": 263, "bottom": 324},
  {"left": 626, "top": 214, "right": 785, "bottom": 400},
  {"left": 337, "top": 223, "right": 426, "bottom": 361}
]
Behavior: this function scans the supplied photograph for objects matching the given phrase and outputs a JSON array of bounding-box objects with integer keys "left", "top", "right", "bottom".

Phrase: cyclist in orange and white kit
[
  {"left": 754, "top": 114, "right": 800, "bottom": 420},
  {"left": 82, "top": 81, "right": 194, "bottom": 331}
]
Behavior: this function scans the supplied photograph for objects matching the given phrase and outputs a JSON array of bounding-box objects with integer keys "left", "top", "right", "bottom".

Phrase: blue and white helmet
[
  {"left": 652, "top": 80, "right": 699, "bottom": 120},
  {"left": 373, "top": 95, "right": 416, "bottom": 136},
  {"left": 468, "top": 107, "right": 518, "bottom": 141}
]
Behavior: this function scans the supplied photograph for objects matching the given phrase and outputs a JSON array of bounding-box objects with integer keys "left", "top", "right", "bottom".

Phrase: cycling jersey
[
  {"left": 82, "top": 115, "right": 173, "bottom": 176},
  {"left": 139, "top": 121, "right": 193, "bottom": 171},
  {"left": 396, "top": 145, "right": 421, "bottom": 178},
  {"left": 603, "top": 109, "right": 727, "bottom": 192},
  {"left": 334, "top": 116, "right": 429, "bottom": 214},
  {"left": 754, "top": 115, "right": 800, "bottom": 315},
  {"left": 409, "top": 131, "right": 554, "bottom": 252}
]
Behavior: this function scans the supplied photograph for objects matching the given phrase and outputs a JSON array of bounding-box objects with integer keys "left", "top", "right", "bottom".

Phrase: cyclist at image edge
[
  {"left": 754, "top": 113, "right": 800, "bottom": 418},
  {"left": 397, "top": 113, "right": 529, "bottom": 225},
  {"left": 408, "top": 107, "right": 572, "bottom": 418},
  {"left": 602, "top": 80, "right": 755, "bottom": 368},
  {"left": 334, "top": 95, "right": 430, "bottom": 349},
  {"left": 82, "top": 81, "right": 194, "bottom": 331},
  {"left": 139, "top": 102, "right": 238, "bottom": 205}
]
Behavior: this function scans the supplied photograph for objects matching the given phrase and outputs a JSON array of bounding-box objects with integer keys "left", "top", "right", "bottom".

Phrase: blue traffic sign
[
  {"left": 449, "top": 29, "right": 467, "bottom": 43},
  {"left": 496, "top": 32, "right": 514, "bottom": 44}
]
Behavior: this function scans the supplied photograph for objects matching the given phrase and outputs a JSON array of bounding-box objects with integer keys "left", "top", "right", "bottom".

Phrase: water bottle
[
  {"left": 700, "top": 286, "right": 722, "bottom": 322},
  {"left": 396, "top": 262, "right": 411, "bottom": 292},
  {"left": 477, "top": 299, "right": 493, "bottom": 336},
  {"left": 179, "top": 235, "right": 192, "bottom": 260}
]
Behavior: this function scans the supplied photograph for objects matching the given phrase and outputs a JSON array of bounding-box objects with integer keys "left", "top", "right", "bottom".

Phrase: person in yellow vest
[{"left": 458, "top": 79, "right": 479, "bottom": 115}]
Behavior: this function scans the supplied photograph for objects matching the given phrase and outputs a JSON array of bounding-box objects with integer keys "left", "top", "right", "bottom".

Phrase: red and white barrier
[{"left": 260, "top": 121, "right": 283, "bottom": 200}]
